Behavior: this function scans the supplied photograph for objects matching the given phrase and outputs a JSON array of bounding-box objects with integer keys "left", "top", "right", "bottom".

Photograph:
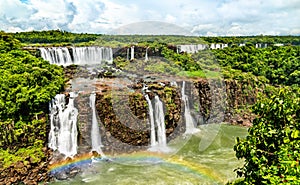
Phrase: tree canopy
[
  {"left": 233, "top": 87, "right": 300, "bottom": 184},
  {"left": 0, "top": 32, "right": 64, "bottom": 160}
]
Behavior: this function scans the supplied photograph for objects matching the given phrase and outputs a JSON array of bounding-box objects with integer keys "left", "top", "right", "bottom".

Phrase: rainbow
[
  {"left": 49, "top": 151, "right": 223, "bottom": 183},
  {"left": 49, "top": 153, "right": 97, "bottom": 175}
]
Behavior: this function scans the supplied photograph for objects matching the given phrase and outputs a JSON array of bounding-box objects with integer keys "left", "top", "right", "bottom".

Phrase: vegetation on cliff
[
  {"left": 0, "top": 32, "right": 64, "bottom": 168},
  {"left": 232, "top": 87, "right": 300, "bottom": 184}
]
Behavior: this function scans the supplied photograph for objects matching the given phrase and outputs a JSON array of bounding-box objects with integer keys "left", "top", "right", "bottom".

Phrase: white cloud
[
  {"left": 165, "top": 15, "right": 177, "bottom": 23},
  {"left": 0, "top": 0, "right": 299, "bottom": 35},
  {"left": 0, "top": 0, "right": 33, "bottom": 18}
]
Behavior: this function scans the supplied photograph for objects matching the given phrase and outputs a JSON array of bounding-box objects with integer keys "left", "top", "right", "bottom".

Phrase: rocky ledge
[{"left": 0, "top": 147, "right": 52, "bottom": 185}]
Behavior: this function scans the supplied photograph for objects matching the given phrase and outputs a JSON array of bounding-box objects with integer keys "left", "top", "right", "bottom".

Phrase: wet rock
[{"left": 55, "top": 171, "right": 69, "bottom": 181}]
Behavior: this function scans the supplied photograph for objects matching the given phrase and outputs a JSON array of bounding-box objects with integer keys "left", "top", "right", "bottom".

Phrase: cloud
[
  {"left": 190, "top": 0, "right": 300, "bottom": 35},
  {"left": 0, "top": 0, "right": 299, "bottom": 35},
  {"left": 111, "top": 21, "right": 192, "bottom": 35}
]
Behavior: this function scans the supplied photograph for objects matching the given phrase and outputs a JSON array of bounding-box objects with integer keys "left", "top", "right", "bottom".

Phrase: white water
[
  {"left": 89, "top": 92, "right": 104, "bottom": 155},
  {"left": 145, "top": 95, "right": 171, "bottom": 152},
  {"left": 145, "top": 47, "right": 148, "bottom": 61},
  {"left": 130, "top": 46, "right": 134, "bottom": 60},
  {"left": 255, "top": 43, "right": 268, "bottom": 48},
  {"left": 48, "top": 94, "right": 65, "bottom": 151},
  {"left": 154, "top": 96, "right": 167, "bottom": 147},
  {"left": 48, "top": 92, "right": 78, "bottom": 157},
  {"left": 177, "top": 44, "right": 207, "bottom": 53},
  {"left": 145, "top": 95, "right": 156, "bottom": 146},
  {"left": 170, "top": 81, "right": 178, "bottom": 87},
  {"left": 126, "top": 48, "right": 130, "bottom": 61},
  {"left": 177, "top": 44, "right": 228, "bottom": 53},
  {"left": 39, "top": 47, "right": 113, "bottom": 65},
  {"left": 181, "top": 81, "right": 200, "bottom": 134}
]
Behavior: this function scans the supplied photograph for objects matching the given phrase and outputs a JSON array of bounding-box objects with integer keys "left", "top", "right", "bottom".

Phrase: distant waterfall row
[
  {"left": 39, "top": 47, "right": 113, "bottom": 65},
  {"left": 126, "top": 46, "right": 149, "bottom": 61},
  {"left": 177, "top": 43, "right": 228, "bottom": 53},
  {"left": 177, "top": 43, "right": 270, "bottom": 53}
]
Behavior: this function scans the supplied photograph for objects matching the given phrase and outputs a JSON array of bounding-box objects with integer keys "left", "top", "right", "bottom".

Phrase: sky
[{"left": 0, "top": 0, "right": 299, "bottom": 36}]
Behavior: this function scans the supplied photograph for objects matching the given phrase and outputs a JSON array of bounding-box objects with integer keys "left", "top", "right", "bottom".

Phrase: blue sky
[{"left": 0, "top": 0, "right": 299, "bottom": 35}]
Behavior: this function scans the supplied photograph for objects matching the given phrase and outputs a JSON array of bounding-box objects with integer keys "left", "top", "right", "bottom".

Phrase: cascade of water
[
  {"left": 154, "top": 96, "right": 167, "bottom": 147},
  {"left": 39, "top": 47, "right": 113, "bottom": 65},
  {"left": 177, "top": 44, "right": 207, "bottom": 53},
  {"left": 48, "top": 94, "right": 65, "bottom": 151},
  {"left": 40, "top": 47, "right": 73, "bottom": 65},
  {"left": 130, "top": 46, "right": 134, "bottom": 60},
  {"left": 48, "top": 92, "right": 79, "bottom": 157},
  {"left": 126, "top": 48, "right": 130, "bottom": 61},
  {"left": 145, "top": 95, "right": 171, "bottom": 152},
  {"left": 145, "top": 95, "right": 156, "bottom": 146},
  {"left": 210, "top": 43, "right": 216, "bottom": 49},
  {"left": 89, "top": 92, "right": 104, "bottom": 155},
  {"left": 170, "top": 81, "right": 178, "bottom": 87},
  {"left": 181, "top": 81, "right": 200, "bottom": 134},
  {"left": 145, "top": 47, "right": 148, "bottom": 61},
  {"left": 72, "top": 47, "right": 113, "bottom": 64}
]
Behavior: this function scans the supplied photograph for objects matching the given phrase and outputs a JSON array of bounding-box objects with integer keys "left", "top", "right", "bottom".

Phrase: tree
[
  {"left": 233, "top": 88, "right": 300, "bottom": 184},
  {"left": 0, "top": 32, "right": 64, "bottom": 150}
]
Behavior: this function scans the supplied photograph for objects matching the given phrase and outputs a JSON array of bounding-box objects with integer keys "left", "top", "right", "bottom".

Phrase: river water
[{"left": 49, "top": 124, "right": 247, "bottom": 185}]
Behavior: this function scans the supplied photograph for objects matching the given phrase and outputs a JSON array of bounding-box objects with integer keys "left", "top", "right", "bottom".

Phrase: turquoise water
[{"left": 49, "top": 124, "right": 248, "bottom": 185}]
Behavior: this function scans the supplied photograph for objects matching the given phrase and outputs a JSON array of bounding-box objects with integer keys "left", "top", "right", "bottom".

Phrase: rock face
[
  {"left": 113, "top": 45, "right": 176, "bottom": 60},
  {"left": 72, "top": 81, "right": 183, "bottom": 154},
  {"left": 0, "top": 148, "right": 52, "bottom": 185},
  {"left": 194, "top": 78, "right": 258, "bottom": 126},
  {"left": 0, "top": 78, "right": 259, "bottom": 184},
  {"left": 72, "top": 78, "right": 258, "bottom": 155}
]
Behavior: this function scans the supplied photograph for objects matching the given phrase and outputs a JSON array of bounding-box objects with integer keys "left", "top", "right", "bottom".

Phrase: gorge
[
  {"left": 1, "top": 31, "right": 299, "bottom": 185},
  {"left": 37, "top": 45, "right": 256, "bottom": 183},
  {"left": 0, "top": 39, "right": 266, "bottom": 185}
]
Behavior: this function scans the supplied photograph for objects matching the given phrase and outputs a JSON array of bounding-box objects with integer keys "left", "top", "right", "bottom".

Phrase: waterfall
[
  {"left": 154, "top": 96, "right": 167, "bottom": 147},
  {"left": 210, "top": 43, "right": 216, "bottom": 49},
  {"left": 126, "top": 48, "right": 130, "bottom": 61},
  {"left": 177, "top": 44, "right": 207, "bottom": 53},
  {"left": 48, "top": 94, "right": 65, "bottom": 151},
  {"left": 221, "top": 44, "right": 228, "bottom": 49},
  {"left": 89, "top": 92, "right": 104, "bottom": 155},
  {"left": 181, "top": 81, "right": 200, "bottom": 134},
  {"left": 145, "top": 95, "right": 171, "bottom": 152},
  {"left": 130, "top": 46, "right": 134, "bottom": 60},
  {"left": 170, "top": 81, "right": 178, "bottom": 87},
  {"left": 48, "top": 92, "right": 78, "bottom": 157},
  {"left": 39, "top": 47, "right": 113, "bottom": 65},
  {"left": 145, "top": 47, "right": 148, "bottom": 61},
  {"left": 40, "top": 47, "right": 72, "bottom": 65},
  {"left": 145, "top": 95, "right": 156, "bottom": 146},
  {"left": 72, "top": 47, "right": 113, "bottom": 64}
]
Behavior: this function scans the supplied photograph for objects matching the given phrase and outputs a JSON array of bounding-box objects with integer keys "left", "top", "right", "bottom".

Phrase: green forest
[
  {"left": 0, "top": 30, "right": 299, "bottom": 184},
  {"left": 0, "top": 31, "right": 64, "bottom": 168}
]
